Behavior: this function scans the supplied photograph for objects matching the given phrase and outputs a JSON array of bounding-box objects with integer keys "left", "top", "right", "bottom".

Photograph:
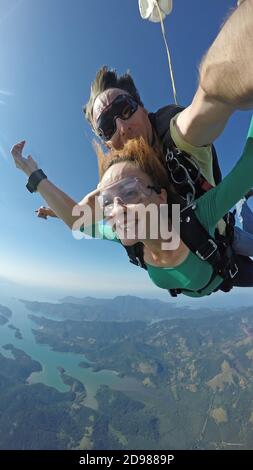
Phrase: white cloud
[{"left": 0, "top": 90, "right": 13, "bottom": 97}]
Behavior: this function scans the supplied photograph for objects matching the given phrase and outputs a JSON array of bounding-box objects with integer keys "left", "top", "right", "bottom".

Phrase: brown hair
[
  {"left": 94, "top": 137, "right": 179, "bottom": 203},
  {"left": 84, "top": 66, "right": 144, "bottom": 126}
]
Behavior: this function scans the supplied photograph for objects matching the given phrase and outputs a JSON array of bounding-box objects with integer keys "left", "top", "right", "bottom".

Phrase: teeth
[{"left": 118, "top": 220, "right": 136, "bottom": 231}]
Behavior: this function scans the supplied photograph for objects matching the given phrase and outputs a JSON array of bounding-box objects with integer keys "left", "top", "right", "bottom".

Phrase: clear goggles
[{"left": 98, "top": 177, "right": 160, "bottom": 214}]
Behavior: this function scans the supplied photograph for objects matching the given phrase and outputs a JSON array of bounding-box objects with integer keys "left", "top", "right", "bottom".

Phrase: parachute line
[{"left": 153, "top": 0, "right": 178, "bottom": 104}]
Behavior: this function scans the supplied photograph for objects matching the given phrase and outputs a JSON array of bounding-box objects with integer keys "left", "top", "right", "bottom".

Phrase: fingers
[
  {"left": 11, "top": 140, "right": 26, "bottom": 156},
  {"left": 35, "top": 211, "right": 47, "bottom": 220},
  {"left": 35, "top": 206, "right": 48, "bottom": 219},
  {"left": 11, "top": 141, "right": 38, "bottom": 176},
  {"left": 35, "top": 206, "right": 47, "bottom": 213},
  {"left": 11, "top": 141, "right": 26, "bottom": 171}
]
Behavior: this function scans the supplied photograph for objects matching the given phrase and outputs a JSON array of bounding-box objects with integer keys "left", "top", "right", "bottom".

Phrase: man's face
[{"left": 92, "top": 88, "right": 153, "bottom": 150}]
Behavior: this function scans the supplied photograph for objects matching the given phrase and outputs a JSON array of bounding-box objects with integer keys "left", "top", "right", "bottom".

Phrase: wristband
[{"left": 26, "top": 169, "right": 47, "bottom": 193}]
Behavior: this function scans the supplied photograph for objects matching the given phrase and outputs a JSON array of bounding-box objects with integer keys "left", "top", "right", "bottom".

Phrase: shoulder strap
[
  {"left": 211, "top": 144, "right": 222, "bottom": 185},
  {"left": 150, "top": 104, "right": 222, "bottom": 192},
  {"left": 178, "top": 203, "right": 238, "bottom": 290},
  {"left": 123, "top": 243, "right": 147, "bottom": 270},
  {"left": 149, "top": 104, "right": 185, "bottom": 145}
]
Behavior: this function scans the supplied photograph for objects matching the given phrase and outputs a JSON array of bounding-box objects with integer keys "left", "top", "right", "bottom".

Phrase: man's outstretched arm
[
  {"left": 176, "top": 0, "right": 253, "bottom": 146},
  {"left": 200, "top": 0, "right": 253, "bottom": 109}
]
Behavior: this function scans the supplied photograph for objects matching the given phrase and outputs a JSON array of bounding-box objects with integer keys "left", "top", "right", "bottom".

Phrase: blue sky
[{"left": 0, "top": 0, "right": 252, "bottom": 304}]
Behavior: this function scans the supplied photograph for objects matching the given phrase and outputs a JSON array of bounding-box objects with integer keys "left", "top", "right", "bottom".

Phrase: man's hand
[
  {"left": 199, "top": 0, "right": 253, "bottom": 109},
  {"left": 11, "top": 141, "right": 39, "bottom": 177},
  {"left": 176, "top": 0, "right": 253, "bottom": 146}
]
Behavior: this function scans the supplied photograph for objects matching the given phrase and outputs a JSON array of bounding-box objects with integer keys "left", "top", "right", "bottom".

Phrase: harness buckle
[
  {"left": 136, "top": 257, "right": 144, "bottom": 268},
  {"left": 169, "top": 289, "right": 181, "bottom": 297},
  {"left": 129, "top": 258, "right": 140, "bottom": 267},
  {"left": 130, "top": 257, "right": 145, "bottom": 269},
  {"left": 196, "top": 239, "right": 218, "bottom": 261},
  {"left": 229, "top": 263, "right": 238, "bottom": 279}
]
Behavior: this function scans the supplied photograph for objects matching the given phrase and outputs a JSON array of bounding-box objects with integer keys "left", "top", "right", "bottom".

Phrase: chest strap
[{"left": 169, "top": 204, "right": 238, "bottom": 297}]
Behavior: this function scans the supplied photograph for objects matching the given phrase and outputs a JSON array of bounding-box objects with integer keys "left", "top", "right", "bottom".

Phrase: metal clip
[
  {"left": 229, "top": 264, "right": 238, "bottom": 279},
  {"left": 196, "top": 240, "right": 218, "bottom": 260}
]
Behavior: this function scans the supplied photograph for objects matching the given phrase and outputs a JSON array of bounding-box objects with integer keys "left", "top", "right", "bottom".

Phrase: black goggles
[{"left": 95, "top": 94, "right": 138, "bottom": 141}]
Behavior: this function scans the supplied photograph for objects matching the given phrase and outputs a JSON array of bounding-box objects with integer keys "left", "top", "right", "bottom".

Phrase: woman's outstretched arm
[{"left": 11, "top": 140, "right": 100, "bottom": 230}]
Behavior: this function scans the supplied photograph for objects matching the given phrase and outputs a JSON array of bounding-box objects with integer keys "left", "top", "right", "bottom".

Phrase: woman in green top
[
  {"left": 90, "top": 118, "right": 253, "bottom": 297},
  {"left": 11, "top": 118, "right": 253, "bottom": 298}
]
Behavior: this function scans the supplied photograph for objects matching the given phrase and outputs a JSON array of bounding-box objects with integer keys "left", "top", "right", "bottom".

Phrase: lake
[{"left": 0, "top": 294, "right": 146, "bottom": 409}]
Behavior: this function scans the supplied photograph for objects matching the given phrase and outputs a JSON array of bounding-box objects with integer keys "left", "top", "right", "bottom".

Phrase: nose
[
  {"left": 115, "top": 117, "right": 129, "bottom": 136},
  {"left": 110, "top": 118, "right": 130, "bottom": 149},
  {"left": 113, "top": 196, "right": 125, "bottom": 209},
  {"left": 107, "top": 196, "right": 126, "bottom": 218}
]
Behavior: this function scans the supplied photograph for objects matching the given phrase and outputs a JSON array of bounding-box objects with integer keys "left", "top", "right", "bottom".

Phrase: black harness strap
[
  {"left": 165, "top": 146, "right": 217, "bottom": 204},
  {"left": 149, "top": 105, "right": 223, "bottom": 202},
  {"left": 180, "top": 205, "right": 230, "bottom": 272},
  {"left": 169, "top": 204, "right": 238, "bottom": 296},
  {"left": 125, "top": 242, "right": 147, "bottom": 270}
]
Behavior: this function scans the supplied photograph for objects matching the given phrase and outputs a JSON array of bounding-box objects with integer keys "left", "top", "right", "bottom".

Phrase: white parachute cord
[{"left": 153, "top": 0, "right": 178, "bottom": 104}]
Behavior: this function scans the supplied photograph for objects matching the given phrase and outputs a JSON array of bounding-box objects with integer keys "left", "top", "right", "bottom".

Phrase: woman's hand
[
  {"left": 78, "top": 187, "right": 101, "bottom": 212},
  {"left": 35, "top": 206, "right": 57, "bottom": 219},
  {"left": 75, "top": 187, "right": 102, "bottom": 226},
  {"left": 11, "top": 140, "right": 39, "bottom": 177}
]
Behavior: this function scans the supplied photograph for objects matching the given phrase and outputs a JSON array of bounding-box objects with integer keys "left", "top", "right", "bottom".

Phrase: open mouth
[
  {"left": 110, "top": 212, "right": 140, "bottom": 237},
  {"left": 118, "top": 220, "right": 137, "bottom": 232},
  {"left": 115, "top": 215, "right": 139, "bottom": 238},
  {"left": 118, "top": 212, "right": 139, "bottom": 231}
]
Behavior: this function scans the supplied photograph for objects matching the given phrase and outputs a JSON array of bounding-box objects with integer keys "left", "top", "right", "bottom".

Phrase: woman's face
[{"left": 99, "top": 162, "right": 167, "bottom": 246}]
